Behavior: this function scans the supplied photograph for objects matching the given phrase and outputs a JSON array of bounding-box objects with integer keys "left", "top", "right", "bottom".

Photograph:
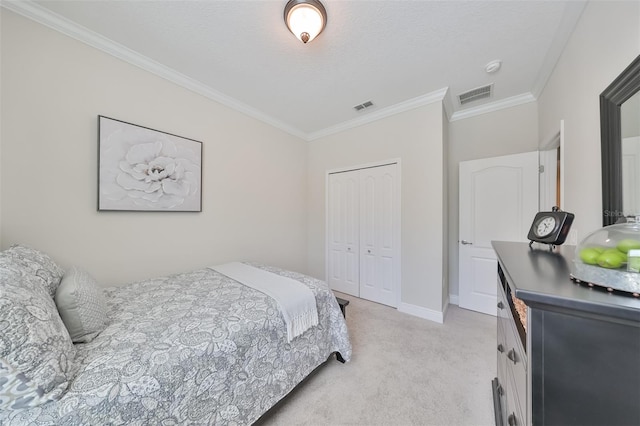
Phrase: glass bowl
[{"left": 574, "top": 217, "right": 640, "bottom": 294}]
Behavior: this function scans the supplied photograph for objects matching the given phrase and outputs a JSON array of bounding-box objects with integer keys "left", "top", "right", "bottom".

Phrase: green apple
[
  {"left": 579, "top": 247, "right": 602, "bottom": 265},
  {"left": 604, "top": 248, "right": 627, "bottom": 262},
  {"left": 616, "top": 239, "right": 640, "bottom": 254},
  {"left": 597, "top": 250, "right": 625, "bottom": 269}
]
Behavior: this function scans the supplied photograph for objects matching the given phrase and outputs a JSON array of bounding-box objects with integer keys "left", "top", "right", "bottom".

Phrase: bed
[{"left": 0, "top": 245, "right": 352, "bottom": 425}]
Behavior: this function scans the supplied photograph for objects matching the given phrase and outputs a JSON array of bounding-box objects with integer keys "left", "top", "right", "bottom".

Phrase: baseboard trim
[
  {"left": 449, "top": 294, "right": 459, "bottom": 305},
  {"left": 398, "top": 302, "right": 444, "bottom": 324}
]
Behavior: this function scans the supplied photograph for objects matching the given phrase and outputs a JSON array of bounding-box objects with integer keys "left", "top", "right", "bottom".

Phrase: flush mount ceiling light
[{"left": 284, "top": 0, "right": 327, "bottom": 44}]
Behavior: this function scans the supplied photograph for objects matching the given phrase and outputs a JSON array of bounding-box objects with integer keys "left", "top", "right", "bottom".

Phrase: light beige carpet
[{"left": 257, "top": 293, "right": 497, "bottom": 426}]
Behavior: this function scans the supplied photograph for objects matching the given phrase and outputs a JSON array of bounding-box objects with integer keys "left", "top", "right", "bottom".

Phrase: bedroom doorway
[{"left": 326, "top": 161, "right": 401, "bottom": 308}]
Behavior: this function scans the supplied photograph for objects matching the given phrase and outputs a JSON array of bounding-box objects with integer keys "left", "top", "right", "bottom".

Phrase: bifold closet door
[
  {"left": 327, "top": 163, "right": 399, "bottom": 307},
  {"left": 328, "top": 171, "right": 360, "bottom": 296},
  {"left": 359, "top": 164, "right": 399, "bottom": 307}
]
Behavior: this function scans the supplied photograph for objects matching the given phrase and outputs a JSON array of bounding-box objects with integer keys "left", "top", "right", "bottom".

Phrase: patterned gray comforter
[{"left": 1, "top": 264, "right": 352, "bottom": 425}]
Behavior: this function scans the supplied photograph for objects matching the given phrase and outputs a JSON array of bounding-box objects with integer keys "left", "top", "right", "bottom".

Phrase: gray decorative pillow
[
  {"left": 0, "top": 268, "right": 77, "bottom": 410},
  {"left": 1, "top": 245, "right": 65, "bottom": 299},
  {"left": 55, "top": 266, "right": 108, "bottom": 343}
]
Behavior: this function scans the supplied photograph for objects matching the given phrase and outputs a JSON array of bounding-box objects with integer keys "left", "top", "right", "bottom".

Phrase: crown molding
[
  {"left": 307, "top": 88, "right": 449, "bottom": 141},
  {"left": 449, "top": 92, "right": 536, "bottom": 122},
  {"left": 1, "top": 0, "right": 309, "bottom": 140}
]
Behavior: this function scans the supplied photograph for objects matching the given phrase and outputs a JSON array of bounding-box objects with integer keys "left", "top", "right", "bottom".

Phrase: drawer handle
[
  {"left": 497, "top": 344, "right": 505, "bottom": 353},
  {"left": 508, "top": 413, "right": 518, "bottom": 426},
  {"left": 507, "top": 349, "right": 517, "bottom": 364},
  {"left": 497, "top": 384, "right": 504, "bottom": 396},
  {"left": 497, "top": 301, "right": 504, "bottom": 309}
]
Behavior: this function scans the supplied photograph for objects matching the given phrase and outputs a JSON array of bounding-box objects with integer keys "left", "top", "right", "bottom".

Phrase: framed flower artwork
[{"left": 98, "top": 116, "right": 202, "bottom": 212}]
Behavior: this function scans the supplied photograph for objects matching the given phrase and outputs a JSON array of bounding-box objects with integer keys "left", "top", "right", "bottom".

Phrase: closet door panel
[
  {"left": 379, "top": 170, "right": 396, "bottom": 297},
  {"left": 328, "top": 177, "right": 344, "bottom": 291},
  {"left": 328, "top": 171, "right": 359, "bottom": 296},
  {"left": 360, "top": 173, "right": 375, "bottom": 297},
  {"left": 343, "top": 175, "right": 359, "bottom": 288},
  {"left": 359, "top": 165, "right": 398, "bottom": 307}
]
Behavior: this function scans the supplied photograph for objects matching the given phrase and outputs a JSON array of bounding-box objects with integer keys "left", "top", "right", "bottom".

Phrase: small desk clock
[{"left": 528, "top": 206, "right": 575, "bottom": 248}]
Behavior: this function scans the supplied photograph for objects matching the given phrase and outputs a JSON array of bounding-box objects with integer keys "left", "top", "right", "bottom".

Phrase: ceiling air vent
[
  {"left": 458, "top": 84, "right": 493, "bottom": 105},
  {"left": 353, "top": 100, "right": 374, "bottom": 112}
]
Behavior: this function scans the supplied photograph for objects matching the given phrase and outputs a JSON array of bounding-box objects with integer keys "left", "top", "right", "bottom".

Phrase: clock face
[{"left": 535, "top": 216, "right": 557, "bottom": 237}]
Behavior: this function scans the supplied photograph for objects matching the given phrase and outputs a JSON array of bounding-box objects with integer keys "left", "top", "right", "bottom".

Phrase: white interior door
[
  {"left": 359, "top": 164, "right": 400, "bottom": 307},
  {"left": 459, "top": 152, "right": 538, "bottom": 315},
  {"left": 328, "top": 171, "right": 360, "bottom": 296}
]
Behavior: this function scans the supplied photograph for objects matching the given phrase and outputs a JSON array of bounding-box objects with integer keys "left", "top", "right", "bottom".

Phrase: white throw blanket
[{"left": 210, "top": 262, "right": 319, "bottom": 342}]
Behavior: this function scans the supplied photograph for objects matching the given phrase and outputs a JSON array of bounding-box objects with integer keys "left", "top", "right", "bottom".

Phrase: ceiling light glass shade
[{"left": 284, "top": 0, "right": 327, "bottom": 44}]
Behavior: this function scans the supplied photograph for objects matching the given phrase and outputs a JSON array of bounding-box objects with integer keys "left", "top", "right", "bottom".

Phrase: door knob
[{"left": 460, "top": 240, "right": 473, "bottom": 245}]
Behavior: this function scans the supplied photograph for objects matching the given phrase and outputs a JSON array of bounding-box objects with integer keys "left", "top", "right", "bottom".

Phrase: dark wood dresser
[{"left": 492, "top": 241, "right": 640, "bottom": 426}]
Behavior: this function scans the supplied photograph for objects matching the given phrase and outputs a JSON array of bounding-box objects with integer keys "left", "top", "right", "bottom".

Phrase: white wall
[
  {"left": 538, "top": 0, "right": 640, "bottom": 239},
  {"left": 1, "top": 11, "right": 308, "bottom": 285},
  {"left": 447, "top": 102, "right": 539, "bottom": 300},
  {"left": 307, "top": 103, "right": 447, "bottom": 319}
]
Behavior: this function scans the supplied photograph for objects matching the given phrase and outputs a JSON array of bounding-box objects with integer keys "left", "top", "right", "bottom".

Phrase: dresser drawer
[
  {"left": 497, "top": 318, "right": 507, "bottom": 378},
  {"left": 496, "top": 267, "right": 528, "bottom": 426},
  {"left": 505, "top": 368, "right": 526, "bottom": 426},
  {"left": 504, "top": 311, "right": 526, "bottom": 398}
]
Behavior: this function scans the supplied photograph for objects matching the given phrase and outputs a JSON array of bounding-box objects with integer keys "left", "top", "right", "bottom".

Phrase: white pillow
[
  {"left": 1, "top": 244, "right": 65, "bottom": 299},
  {"left": 55, "top": 266, "right": 108, "bottom": 343},
  {"left": 0, "top": 269, "right": 77, "bottom": 410}
]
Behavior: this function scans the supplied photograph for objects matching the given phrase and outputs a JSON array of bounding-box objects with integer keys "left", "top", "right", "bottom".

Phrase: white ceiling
[{"left": 6, "top": 0, "right": 587, "bottom": 140}]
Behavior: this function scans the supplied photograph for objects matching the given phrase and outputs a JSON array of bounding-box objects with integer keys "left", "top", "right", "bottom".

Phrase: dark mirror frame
[{"left": 600, "top": 54, "right": 640, "bottom": 226}]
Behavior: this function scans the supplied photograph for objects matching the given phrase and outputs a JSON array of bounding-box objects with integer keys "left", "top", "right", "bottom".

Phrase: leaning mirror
[{"left": 600, "top": 55, "right": 640, "bottom": 226}]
